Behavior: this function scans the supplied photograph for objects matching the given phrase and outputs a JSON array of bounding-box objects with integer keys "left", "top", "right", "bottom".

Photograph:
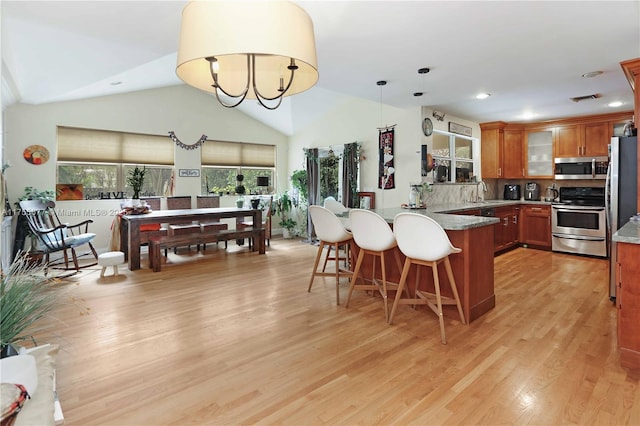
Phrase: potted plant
[
  {"left": 235, "top": 174, "right": 246, "bottom": 208},
  {"left": 13, "top": 187, "right": 57, "bottom": 258},
  {"left": 277, "top": 191, "right": 296, "bottom": 238},
  {"left": 291, "top": 169, "right": 308, "bottom": 202},
  {"left": 0, "top": 254, "right": 57, "bottom": 358},
  {"left": 127, "top": 165, "right": 147, "bottom": 200}
]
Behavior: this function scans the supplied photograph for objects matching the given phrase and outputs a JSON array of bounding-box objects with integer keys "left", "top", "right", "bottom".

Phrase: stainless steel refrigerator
[{"left": 607, "top": 136, "right": 638, "bottom": 301}]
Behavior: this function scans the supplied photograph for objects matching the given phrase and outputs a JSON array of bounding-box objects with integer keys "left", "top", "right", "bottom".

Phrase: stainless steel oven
[{"left": 551, "top": 187, "right": 607, "bottom": 257}]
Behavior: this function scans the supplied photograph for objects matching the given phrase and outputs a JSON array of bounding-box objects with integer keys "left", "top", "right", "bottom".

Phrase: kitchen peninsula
[{"left": 352, "top": 206, "right": 499, "bottom": 323}]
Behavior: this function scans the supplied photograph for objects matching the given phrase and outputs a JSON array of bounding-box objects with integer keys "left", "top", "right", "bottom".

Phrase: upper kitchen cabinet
[
  {"left": 582, "top": 122, "right": 609, "bottom": 156},
  {"left": 555, "top": 122, "right": 609, "bottom": 157},
  {"left": 525, "top": 129, "right": 553, "bottom": 178},
  {"left": 480, "top": 122, "right": 524, "bottom": 179},
  {"left": 503, "top": 129, "right": 525, "bottom": 178},
  {"left": 554, "top": 125, "right": 580, "bottom": 157},
  {"left": 480, "top": 122, "right": 505, "bottom": 179},
  {"left": 481, "top": 112, "right": 633, "bottom": 179}
]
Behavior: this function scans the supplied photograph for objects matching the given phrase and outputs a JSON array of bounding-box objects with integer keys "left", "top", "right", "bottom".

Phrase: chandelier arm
[
  {"left": 213, "top": 89, "right": 249, "bottom": 108},
  {"left": 209, "top": 56, "right": 251, "bottom": 100},
  {"left": 255, "top": 93, "right": 284, "bottom": 110},
  {"left": 252, "top": 56, "right": 297, "bottom": 102}
]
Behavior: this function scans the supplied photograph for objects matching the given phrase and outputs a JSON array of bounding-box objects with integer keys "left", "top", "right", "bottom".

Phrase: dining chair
[
  {"left": 196, "top": 195, "right": 228, "bottom": 250},
  {"left": 236, "top": 196, "right": 272, "bottom": 248},
  {"left": 388, "top": 212, "right": 466, "bottom": 344},
  {"left": 166, "top": 196, "right": 200, "bottom": 253},
  {"left": 345, "top": 209, "right": 405, "bottom": 321},
  {"left": 308, "top": 205, "right": 353, "bottom": 305},
  {"left": 138, "top": 197, "right": 168, "bottom": 255}
]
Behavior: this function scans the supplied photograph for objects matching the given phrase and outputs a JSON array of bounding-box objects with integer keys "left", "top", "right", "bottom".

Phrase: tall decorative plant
[
  {"left": 127, "top": 166, "right": 147, "bottom": 199},
  {"left": 0, "top": 254, "right": 57, "bottom": 356},
  {"left": 277, "top": 191, "right": 297, "bottom": 236}
]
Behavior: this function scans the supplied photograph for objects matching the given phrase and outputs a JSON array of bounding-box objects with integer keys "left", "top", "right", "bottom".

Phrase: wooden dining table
[{"left": 120, "top": 207, "right": 263, "bottom": 270}]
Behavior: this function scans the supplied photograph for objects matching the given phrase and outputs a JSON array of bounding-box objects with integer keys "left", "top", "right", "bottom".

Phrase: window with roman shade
[
  {"left": 201, "top": 141, "right": 276, "bottom": 195},
  {"left": 57, "top": 126, "right": 174, "bottom": 199}
]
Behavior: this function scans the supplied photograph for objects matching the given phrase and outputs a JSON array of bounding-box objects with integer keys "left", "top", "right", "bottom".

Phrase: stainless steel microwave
[{"left": 554, "top": 156, "right": 608, "bottom": 180}]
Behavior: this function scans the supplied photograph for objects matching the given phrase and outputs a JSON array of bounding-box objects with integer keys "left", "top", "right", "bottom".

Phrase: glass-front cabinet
[{"left": 526, "top": 130, "right": 553, "bottom": 177}]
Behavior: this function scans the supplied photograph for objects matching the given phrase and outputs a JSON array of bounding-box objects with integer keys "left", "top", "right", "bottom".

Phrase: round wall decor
[{"left": 23, "top": 145, "right": 49, "bottom": 165}]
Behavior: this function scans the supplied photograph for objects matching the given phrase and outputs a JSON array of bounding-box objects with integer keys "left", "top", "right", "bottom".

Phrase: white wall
[
  {"left": 3, "top": 85, "right": 289, "bottom": 250},
  {"left": 288, "top": 97, "right": 481, "bottom": 208}
]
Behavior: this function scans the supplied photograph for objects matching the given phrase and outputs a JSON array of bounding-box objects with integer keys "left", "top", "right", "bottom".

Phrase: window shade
[
  {"left": 201, "top": 141, "right": 275, "bottom": 167},
  {"left": 57, "top": 126, "right": 174, "bottom": 165}
]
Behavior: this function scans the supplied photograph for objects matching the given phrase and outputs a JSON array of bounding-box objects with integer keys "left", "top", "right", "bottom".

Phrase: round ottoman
[{"left": 98, "top": 251, "right": 124, "bottom": 277}]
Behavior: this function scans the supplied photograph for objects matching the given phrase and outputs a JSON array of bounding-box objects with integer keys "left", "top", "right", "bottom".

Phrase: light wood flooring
[{"left": 30, "top": 239, "right": 640, "bottom": 425}]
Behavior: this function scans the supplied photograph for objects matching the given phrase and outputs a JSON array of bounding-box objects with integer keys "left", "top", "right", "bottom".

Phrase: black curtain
[
  {"left": 305, "top": 148, "right": 320, "bottom": 242},
  {"left": 342, "top": 142, "right": 359, "bottom": 208}
]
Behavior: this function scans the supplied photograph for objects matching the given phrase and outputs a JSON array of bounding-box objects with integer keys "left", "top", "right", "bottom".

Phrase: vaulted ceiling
[{"left": 2, "top": 1, "right": 639, "bottom": 135}]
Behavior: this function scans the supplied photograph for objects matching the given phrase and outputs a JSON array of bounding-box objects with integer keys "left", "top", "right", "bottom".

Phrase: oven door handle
[
  {"left": 552, "top": 233, "right": 606, "bottom": 242},
  {"left": 552, "top": 207, "right": 605, "bottom": 214}
]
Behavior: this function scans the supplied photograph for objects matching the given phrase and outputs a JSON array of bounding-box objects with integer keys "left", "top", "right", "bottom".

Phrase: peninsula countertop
[
  {"left": 613, "top": 219, "right": 640, "bottom": 245},
  {"left": 367, "top": 200, "right": 552, "bottom": 231}
]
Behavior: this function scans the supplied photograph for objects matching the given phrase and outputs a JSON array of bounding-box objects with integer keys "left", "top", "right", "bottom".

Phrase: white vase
[{"left": 282, "top": 229, "right": 291, "bottom": 239}]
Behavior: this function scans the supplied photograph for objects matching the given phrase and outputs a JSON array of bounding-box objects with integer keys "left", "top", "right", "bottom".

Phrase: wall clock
[
  {"left": 23, "top": 145, "right": 49, "bottom": 165},
  {"left": 422, "top": 117, "right": 433, "bottom": 137}
]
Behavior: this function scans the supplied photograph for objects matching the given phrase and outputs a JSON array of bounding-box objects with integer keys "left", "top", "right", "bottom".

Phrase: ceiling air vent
[{"left": 570, "top": 93, "right": 601, "bottom": 103}]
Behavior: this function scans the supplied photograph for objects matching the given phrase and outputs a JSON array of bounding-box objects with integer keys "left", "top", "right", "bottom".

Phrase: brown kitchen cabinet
[
  {"left": 494, "top": 205, "right": 519, "bottom": 252},
  {"left": 554, "top": 125, "right": 580, "bottom": 157},
  {"left": 503, "top": 129, "right": 525, "bottom": 178},
  {"left": 520, "top": 205, "right": 551, "bottom": 248},
  {"left": 480, "top": 122, "right": 524, "bottom": 179},
  {"left": 480, "top": 122, "right": 505, "bottom": 179},
  {"left": 453, "top": 209, "right": 482, "bottom": 216},
  {"left": 555, "top": 122, "right": 609, "bottom": 158},
  {"left": 582, "top": 121, "right": 609, "bottom": 156},
  {"left": 616, "top": 241, "right": 640, "bottom": 370}
]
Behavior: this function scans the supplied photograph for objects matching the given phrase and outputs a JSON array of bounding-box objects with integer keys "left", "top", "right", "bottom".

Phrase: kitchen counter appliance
[
  {"left": 607, "top": 136, "right": 638, "bottom": 301},
  {"left": 554, "top": 156, "right": 608, "bottom": 180},
  {"left": 551, "top": 187, "right": 606, "bottom": 258},
  {"left": 504, "top": 184, "right": 521, "bottom": 200},
  {"left": 524, "top": 182, "right": 541, "bottom": 201},
  {"left": 544, "top": 185, "right": 559, "bottom": 202}
]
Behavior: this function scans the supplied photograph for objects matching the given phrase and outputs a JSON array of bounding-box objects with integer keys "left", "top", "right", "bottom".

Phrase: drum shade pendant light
[{"left": 176, "top": 1, "right": 319, "bottom": 110}]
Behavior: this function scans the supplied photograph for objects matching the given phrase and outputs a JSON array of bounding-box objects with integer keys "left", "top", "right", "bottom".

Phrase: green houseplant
[
  {"left": 0, "top": 254, "right": 57, "bottom": 357},
  {"left": 277, "top": 191, "right": 296, "bottom": 238},
  {"left": 127, "top": 166, "right": 147, "bottom": 199},
  {"left": 291, "top": 169, "right": 308, "bottom": 201}
]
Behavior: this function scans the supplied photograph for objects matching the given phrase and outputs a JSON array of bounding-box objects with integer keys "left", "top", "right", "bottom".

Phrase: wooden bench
[{"left": 148, "top": 227, "right": 265, "bottom": 272}]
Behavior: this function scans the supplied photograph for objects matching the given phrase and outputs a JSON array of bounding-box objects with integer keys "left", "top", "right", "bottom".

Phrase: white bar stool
[
  {"left": 308, "top": 205, "right": 353, "bottom": 305},
  {"left": 345, "top": 209, "right": 405, "bottom": 321},
  {"left": 388, "top": 212, "right": 466, "bottom": 344}
]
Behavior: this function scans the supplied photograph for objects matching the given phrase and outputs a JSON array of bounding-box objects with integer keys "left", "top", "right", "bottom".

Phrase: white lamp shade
[{"left": 176, "top": 0, "right": 319, "bottom": 100}]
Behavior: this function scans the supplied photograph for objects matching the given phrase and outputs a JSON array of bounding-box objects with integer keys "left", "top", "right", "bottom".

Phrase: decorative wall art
[
  {"left": 168, "top": 131, "right": 208, "bottom": 150},
  {"left": 178, "top": 169, "right": 200, "bottom": 177},
  {"left": 378, "top": 128, "right": 395, "bottom": 189},
  {"left": 23, "top": 145, "right": 49, "bottom": 165},
  {"left": 449, "top": 122, "right": 472, "bottom": 137},
  {"left": 56, "top": 184, "right": 84, "bottom": 200}
]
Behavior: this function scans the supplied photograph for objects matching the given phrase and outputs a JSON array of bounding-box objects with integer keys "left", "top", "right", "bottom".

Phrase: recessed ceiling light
[
  {"left": 475, "top": 93, "right": 491, "bottom": 100},
  {"left": 608, "top": 101, "right": 623, "bottom": 108},
  {"left": 413, "top": 92, "right": 423, "bottom": 97},
  {"left": 110, "top": 81, "right": 122, "bottom": 86},
  {"left": 582, "top": 71, "right": 603, "bottom": 78},
  {"left": 519, "top": 112, "right": 536, "bottom": 120}
]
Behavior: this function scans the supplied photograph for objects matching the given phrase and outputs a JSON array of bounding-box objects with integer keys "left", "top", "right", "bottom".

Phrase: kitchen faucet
[{"left": 476, "top": 180, "right": 487, "bottom": 202}]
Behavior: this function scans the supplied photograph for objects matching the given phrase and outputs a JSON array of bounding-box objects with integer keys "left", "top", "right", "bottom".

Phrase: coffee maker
[{"left": 524, "top": 182, "right": 541, "bottom": 201}]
